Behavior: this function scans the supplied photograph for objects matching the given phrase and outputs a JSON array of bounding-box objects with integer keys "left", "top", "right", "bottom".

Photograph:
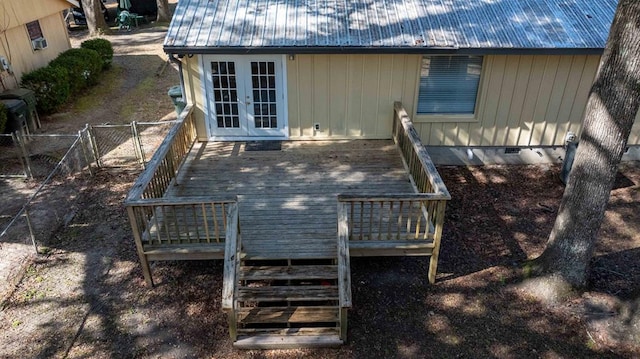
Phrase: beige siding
[
  {"left": 0, "top": 0, "right": 72, "bottom": 89},
  {"left": 287, "top": 54, "right": 420, "bottom": 139},
  {"left": 415, "top": 54, "right": 609, "bottom": 147},
  {"left": 0, "top": 0, "right": 72, "bottom": 25},
  {"left": 185, "top": 52, "right": 640, "bottom": 145},
  {"left": 182, "top": 56, "right": 207, "bottom": 140}
]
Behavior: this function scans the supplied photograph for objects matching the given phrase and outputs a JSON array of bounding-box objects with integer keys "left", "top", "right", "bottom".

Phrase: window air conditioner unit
[{"left": 31, "top": 37, "right": 48, "bottom": 50}]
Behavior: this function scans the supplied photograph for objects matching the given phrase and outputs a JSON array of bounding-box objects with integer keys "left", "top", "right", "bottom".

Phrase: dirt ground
[{"left": 1, "top": 16, "right": 640, "bottom": 359}]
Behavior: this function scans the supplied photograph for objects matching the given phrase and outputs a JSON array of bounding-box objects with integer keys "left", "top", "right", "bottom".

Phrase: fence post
[
  {"left": 13, "top": 131, "right": 33, "bottom": 179},
  {"left": 87, "top": 124, "right": 103, "bottom": 168},
  {"left": 131, "top": 121, "right": 146, "bottom": 169},
  {"left": 78, "top": 126, "right": 94, "bottom": 176},
  {"left": 23, "top": 207, "right": 39, "bottom": 254}
]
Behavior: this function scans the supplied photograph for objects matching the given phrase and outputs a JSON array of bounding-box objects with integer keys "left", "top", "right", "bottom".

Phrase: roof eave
[{"left": 164, "top": 46, "right": 605, "bottom": 56}]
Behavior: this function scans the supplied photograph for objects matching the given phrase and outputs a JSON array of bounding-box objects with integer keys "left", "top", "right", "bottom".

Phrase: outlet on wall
[{"left": 314, "top": 123, "right": 320, "bottom": 131}]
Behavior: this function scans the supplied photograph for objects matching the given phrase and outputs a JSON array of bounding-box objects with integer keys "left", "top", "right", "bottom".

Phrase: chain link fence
[
  {"left": 0, "top": 129, "right": 93, "bottom": 303},
  {"left": 89, "top": 121, "right": 177, "bottom": 168},
  {"left": 1, "top": 121, "right": 175, "bottom": 248},
  {"left": 0, "top": 121, "right": 176, "bottom": 304},
  {"left": 0, "top": 133, "right": 31, "bottom": 178}
]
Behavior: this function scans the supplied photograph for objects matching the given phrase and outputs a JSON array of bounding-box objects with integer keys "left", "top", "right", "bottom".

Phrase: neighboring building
[
  {"left": 0, "top": 0, "right": 78, "bottom": 91},
  {"left": 164, "top": 0, "right": 640, "bottom": 162}
]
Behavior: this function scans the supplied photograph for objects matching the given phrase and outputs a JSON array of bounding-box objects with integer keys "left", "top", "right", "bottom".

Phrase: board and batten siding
[
  {"left": 182, "top": 56, "right": 208, "bottom": 140},
  {"left": 287, "top": 54, "right": 419, "bottom": 139},
  {"left": 0, "top": 11, "right": 71, "bottom": 88},
  {"left": 185, "top": 53, "right": 640, "bottom": 145},
  {"left": 415, "top": 54, "right": 640, "bottom": 147}
]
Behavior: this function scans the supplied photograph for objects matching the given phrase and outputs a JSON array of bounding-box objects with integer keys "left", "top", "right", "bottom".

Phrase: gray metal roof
[{"left": 164, "top": 0, "right": 618, "bottom": 54}]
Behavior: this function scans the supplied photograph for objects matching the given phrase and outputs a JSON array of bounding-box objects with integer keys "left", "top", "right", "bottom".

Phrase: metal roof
[{"left": 164, "top": 0, "right": 618, "bottom": 54}]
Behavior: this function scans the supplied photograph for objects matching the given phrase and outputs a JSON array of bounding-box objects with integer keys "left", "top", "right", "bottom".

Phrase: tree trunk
[
  {"left": 531, "top": 0, "right": 640, "bottom": 289},
  {"left": 156, "top": 0, "right": 172, "bottom": 23},
  {"left": 82, "top": 0, "right": 109, "bottom": 36}
]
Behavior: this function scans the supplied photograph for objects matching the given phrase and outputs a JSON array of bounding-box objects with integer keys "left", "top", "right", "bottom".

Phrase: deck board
[{"left": 166, "top": 140, "right": 416, "bottom": 260}]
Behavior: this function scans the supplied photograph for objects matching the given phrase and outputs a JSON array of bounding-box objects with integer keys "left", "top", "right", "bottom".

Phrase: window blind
[{"left": 417, "top": 56, "right": 483, "bottom": 115}]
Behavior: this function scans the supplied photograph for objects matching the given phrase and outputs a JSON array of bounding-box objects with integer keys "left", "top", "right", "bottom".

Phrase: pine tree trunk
[
  {"left": 82, "top": 0, "right": 109, "bottom": 36},
  {"left": 532, "top": 0, "right": 640, "bottom": 288},
  {"left": 156, "top": 0, "right": 172, "bottom": 23}
]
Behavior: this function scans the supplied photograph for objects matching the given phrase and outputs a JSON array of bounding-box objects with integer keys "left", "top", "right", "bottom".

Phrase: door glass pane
[
  {"left": 211, "top": 61, "right": 240, "bottom": 128},
  {"left": 251, "top": 61, "right": 277, "bottom": 129}
]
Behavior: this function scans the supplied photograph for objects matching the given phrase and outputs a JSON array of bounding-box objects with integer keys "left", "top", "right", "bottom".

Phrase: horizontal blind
[{"left": 417, "top": 56, "right": 483, "bottom": 115}]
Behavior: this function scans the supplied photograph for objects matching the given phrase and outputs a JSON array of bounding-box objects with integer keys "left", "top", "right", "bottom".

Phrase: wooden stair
[{"left": 229, "top": 259, "right": 346, "bottom": 349}]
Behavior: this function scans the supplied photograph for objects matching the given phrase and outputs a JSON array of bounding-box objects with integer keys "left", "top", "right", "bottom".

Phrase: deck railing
[
  {"left": 338, "top": 102, "right": 450, "bottom": 283},
  {"left": 125, "top": 105, "right": 239, "bottom": 286},
  {"left": 126, "top": 104, "right": 197, "bottom": 201},
  {"left": 127, "top": 197, "right": 237, "bottom": 247},
  {"left": 392, "top": 102, "right": 450, "bottom": 197}
]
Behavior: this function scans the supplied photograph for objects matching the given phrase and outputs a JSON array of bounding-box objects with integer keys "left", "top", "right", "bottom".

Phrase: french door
[{"left": 203, "top": 55, "right": 286, "bottom": 138}]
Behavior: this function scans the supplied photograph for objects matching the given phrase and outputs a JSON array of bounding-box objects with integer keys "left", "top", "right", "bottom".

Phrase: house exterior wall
[
  {"left": 416, "top": 54, "right": 640, "bottom": 147},
  {"left": 185, "top": 52, "right": 640, "bottom": 146},
  {"left": 182, "top": 55, "right": 208, "bottom": 140},
  {"left": 0, "top": 0, "right": 72, "bottom": 89},
  {"left": 287, "top": 54, "right": 419, "bottom": 139}
]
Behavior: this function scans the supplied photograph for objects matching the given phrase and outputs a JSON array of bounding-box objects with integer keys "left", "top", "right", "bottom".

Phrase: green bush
[
  {"left": 81, "top": 38, "right": 113, "bottom": 70},
  {"left": 0, "top": 103, "right": 7, "bottom": 134},
  {"left": 49, "top": 48, "right": 102, "bottom": 93},
  {"left": 21, "top": 66, "right": 70, "bottom": 114}
]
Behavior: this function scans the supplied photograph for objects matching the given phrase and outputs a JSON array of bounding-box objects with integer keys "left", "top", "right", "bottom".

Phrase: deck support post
[
  {"left": 428, "top": 200, "right": 447, "bottom": 284},
  {"left": 339, "top": 308, "right": 348, "bottom": 342},
  {"left": 127, "top": 206, "right": 154, "bottom": 286}
]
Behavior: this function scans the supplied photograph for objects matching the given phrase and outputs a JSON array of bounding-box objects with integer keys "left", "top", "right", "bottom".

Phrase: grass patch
[
  {"left": 73, "top": 66, "right": 124, "bottom": 113},
  {"left": 119, "top": 77, "right": 157, "bottom": 120},
  {"left": 50, "top": 65, "right": 125, "bottom": 123}
]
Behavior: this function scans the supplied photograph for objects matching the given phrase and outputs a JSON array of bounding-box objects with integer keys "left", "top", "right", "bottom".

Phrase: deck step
[
  {"left": 237, "top": 285, "right": 338, "bottom": 302},
  {"left": 237, "top": 327, "right": 339, "bottom": 336},
  {"left": 239, "top": 265, "right": 338, "bottom": 281},
  {"left": 234, "top": 333, "right": 343, "bottom": 349},
  {"left": 242, "top": 249, "right": 337, "bottom": 260},
  {"left": 237, "top": 306, "right": 339, "bottom": 323}
]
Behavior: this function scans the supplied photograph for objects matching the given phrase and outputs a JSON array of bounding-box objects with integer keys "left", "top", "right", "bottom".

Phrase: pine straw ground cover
[{"left": 0, "top": 162, "right": 638, "bottom": 358}]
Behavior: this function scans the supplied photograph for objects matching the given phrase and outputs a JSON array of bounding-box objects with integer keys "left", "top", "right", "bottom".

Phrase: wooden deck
[
  {"left": 167, "top": 140, "right": 416, "bottom": 261},
  {"left": 126, "top": 103, "right": 450, "bottom": 347}
]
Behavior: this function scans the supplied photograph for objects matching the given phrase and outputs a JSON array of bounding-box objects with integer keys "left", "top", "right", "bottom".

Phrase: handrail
[
  {"left": 337, "top": 201, "right": 352, "bottom": 341},
  {"left": 126, "top": 104, "right": 197, "bottom": 202},
  {"left": 338, "top": 193, "right": 450, "bottom": 202},
  {"left": 126, "top": 195, "right": 238, "bottom": 206},
  {"left": 392, "top": 102, "right": 451, "bottom": 199},
  {"left": 222, "top": 202, "right": 241, "bottom": 340}
]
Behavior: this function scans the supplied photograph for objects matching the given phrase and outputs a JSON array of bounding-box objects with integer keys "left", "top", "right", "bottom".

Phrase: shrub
[
  {"left": 0, "top": 103, "right": 7, "bottom": 134},
  {"left": 21, "top": 66, "right": 70, "bottom": 114},
  {"left": 81, "top": 38, "right": 114, "bottom": 70},
  {"left": 49, "top": 48, "right": 102, "bottom": 93}
]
